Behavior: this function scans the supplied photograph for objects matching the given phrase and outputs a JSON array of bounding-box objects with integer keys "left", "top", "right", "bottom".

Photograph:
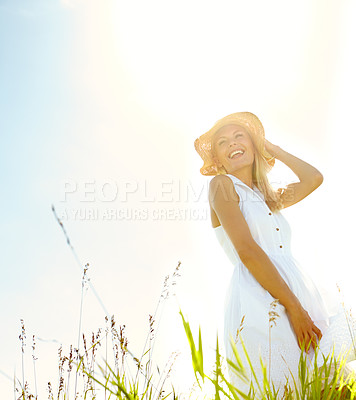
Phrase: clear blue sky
[{"left": 1, "top": 0, "right": 356, "bottom": 398}]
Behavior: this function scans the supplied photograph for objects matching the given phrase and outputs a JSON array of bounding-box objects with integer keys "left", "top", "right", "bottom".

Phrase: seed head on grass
[
  {"left": 110, "top": 314, "right": 129, "bottom": 377},
  {"left": 58, "top": 376, "right": 64, "bottom": 398},
  {"left": 119, "top": 325, "right": 128, "bottom": 354},
  {"left": 83, "top": 333, "right": 90, "bottom": 367},
  {"left": 161, "top": 261, "right": 182, "bottom": 301},
  {"left": 281, "top": 383, "right": 291, "bottom": 399},
  {"left": 68, "top": 345, "right": 74, "bottom": 374},
  {"left": 90, "top": 328, "right": 102, "bottom": 368},
  {"left": 19, "top": 319, "right": 26, "bottom": 389},
  {"left": 119, "top": 324, "right": 129, "bottom": 371},
  {"left": 134, "top": 356, "right": 143, "bottom": 372},
  {"left": 57, "top": 345, "right": 67, "bottom": 398},
  {"left": 268, "top": 299, "right": 280, "bottom": 329},
  {"left": 20, "top": 381, "right": 31, "bottom": 400},
  {"left": 31, "top": 335, "right": 37, "bottom": 362},
  {"left": 31, "top": 335, "right": 38, "bottom": 399},
  {"left": 47, "top": 382, "right": 54, "bottom": 400},
  {"left": 171, "top": 261, "right": 182, "bottom": 287},
  {"left": 149, "top": 314, "right": 155, "bottom": 341},
  {"left": 235, "top": 315, "right": 245, "bottom": 344},
  {"left": 82, "top": 263, "right": 90, "bottom": 290},
  {"left": 161, "top": 275, "right": 170, "bottom": 300},
  {"left": 110, "top": 315, "right": 120, "bottom": 369},
  {"left": 268, "top": 299, "right": 281, "bottom": 385}
]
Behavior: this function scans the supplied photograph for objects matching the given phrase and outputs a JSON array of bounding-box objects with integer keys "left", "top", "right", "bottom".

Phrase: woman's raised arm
[{"left": 264, "top": 139, "right": 323, "bottom": 209}]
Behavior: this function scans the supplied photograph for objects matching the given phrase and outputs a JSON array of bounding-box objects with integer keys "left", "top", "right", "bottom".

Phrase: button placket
[
  {"left": 269, "top": 212, "right": 283, "bottom": 249},
  {"left": 276, "top": 224, "right": 282, "bottom": 249}
]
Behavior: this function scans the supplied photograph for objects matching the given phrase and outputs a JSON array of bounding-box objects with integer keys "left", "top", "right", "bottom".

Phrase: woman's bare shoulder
[
  {"left": 209, "top": 174, "right": 233, "bottom": 191},
  {"left": 208, "top": 174, "right": 240, "bottom": 205}
]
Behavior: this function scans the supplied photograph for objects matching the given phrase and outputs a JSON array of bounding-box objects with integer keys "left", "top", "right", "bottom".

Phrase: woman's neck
[{"left": 228, "top": 171, "right": 254, "bottom": 190}]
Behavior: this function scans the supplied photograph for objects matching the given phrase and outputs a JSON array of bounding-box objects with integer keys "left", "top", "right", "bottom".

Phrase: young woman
[{"left": 194, "top": 111, "right": 356, "bottom": 396}]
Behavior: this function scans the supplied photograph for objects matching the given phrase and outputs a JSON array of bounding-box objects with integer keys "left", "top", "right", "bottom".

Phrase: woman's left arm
[{"left": 264, "top": 139, "right": 324, "bottom": 209}]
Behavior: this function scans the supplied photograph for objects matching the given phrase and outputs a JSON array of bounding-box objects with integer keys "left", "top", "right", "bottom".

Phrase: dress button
[
  {"left": 280, "top": 245, "right": 283, "bottom": 248},
  {"left": 276, "top": 228, "right": 279, "bottom": 231},
  {"left": 269, "top": 212, "right": 272, "bottom": 215}
]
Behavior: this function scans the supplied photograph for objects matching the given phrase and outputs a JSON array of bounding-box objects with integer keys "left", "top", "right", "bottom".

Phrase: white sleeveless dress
[{"left": 214, "top": 173, "right": 356, "bottom": 394}]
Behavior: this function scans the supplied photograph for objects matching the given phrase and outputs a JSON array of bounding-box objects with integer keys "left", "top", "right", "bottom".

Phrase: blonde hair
[{"left": 211, "top": 131, "right": 284, "bottom": 213}]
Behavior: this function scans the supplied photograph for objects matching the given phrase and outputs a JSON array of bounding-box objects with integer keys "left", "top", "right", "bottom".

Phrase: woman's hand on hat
[{"left": 264, "top": 139, "right": 280, "bottom": 157}]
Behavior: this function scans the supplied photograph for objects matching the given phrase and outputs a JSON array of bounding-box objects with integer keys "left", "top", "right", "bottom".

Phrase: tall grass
[
  {"left": 14, "top": 205, "right": 183, "bottom": 398},
  {"left": 180, "top": 309, "right": 356, "bottom": 400},
  {"left": 14, "top": 277, "right": 356, "bottom": 400}
]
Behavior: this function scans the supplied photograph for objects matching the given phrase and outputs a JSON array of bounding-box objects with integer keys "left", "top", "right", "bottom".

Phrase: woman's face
[{"left": 212, "top": 124, "right": 256, "bottom": 174}]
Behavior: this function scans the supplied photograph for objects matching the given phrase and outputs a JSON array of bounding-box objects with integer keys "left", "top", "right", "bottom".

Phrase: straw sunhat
[{"left": 194, "top": 111, "right": 276, "bottom": 176}]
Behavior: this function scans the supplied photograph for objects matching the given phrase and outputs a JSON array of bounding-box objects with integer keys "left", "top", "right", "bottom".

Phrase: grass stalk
[
  {"left": 74, "top": 263, "right": 88, "bottom": 396},
  {"left": 19, "top": 319, "right": 26, "bottom": 390},
  {"left": 32, "top": 335, "right": 38, "bottom": 399}
]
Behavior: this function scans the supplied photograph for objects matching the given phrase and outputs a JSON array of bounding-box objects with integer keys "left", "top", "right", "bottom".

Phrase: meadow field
[{"left": 14, "top": 207, "right": 356, "bottom": 400}]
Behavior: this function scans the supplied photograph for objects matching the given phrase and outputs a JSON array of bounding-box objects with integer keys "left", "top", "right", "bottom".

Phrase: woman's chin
[{"left": 225, "top": 162, "right": 253, "bottom": 174}]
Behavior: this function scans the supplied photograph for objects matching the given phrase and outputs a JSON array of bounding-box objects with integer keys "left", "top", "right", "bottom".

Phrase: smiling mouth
[{"left": 229, "top": 150, "right": 245, "bottom": 159}]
